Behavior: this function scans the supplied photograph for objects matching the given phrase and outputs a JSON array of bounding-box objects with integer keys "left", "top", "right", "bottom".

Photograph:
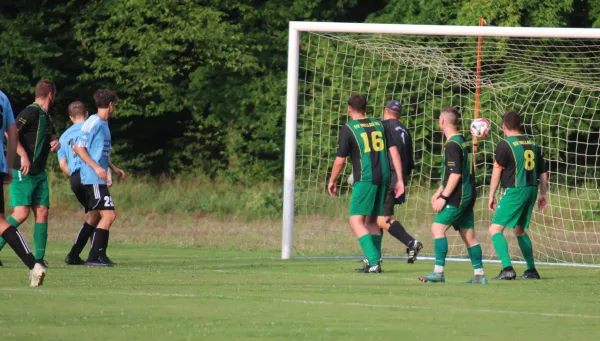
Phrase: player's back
[
  {"left": 443, "top": 134, "right": 475, "bottom": 208},
  {"left": 500, "top": 135, "right": 543, "bottom": 188},
  {"left": 345, "top": 118, "right": 389, "bottom": 185},
  {"left": 78, "top": 114, "right": 111, "bottom": 185},
  {"left": 0, "top": 91, "right": 16, "bottom": 173},
  {"left": 59, "top": 122, "right": 85, "bottom": 175},
  {"left": 382, "top": 118, "right": 414, "bottom": 177}
]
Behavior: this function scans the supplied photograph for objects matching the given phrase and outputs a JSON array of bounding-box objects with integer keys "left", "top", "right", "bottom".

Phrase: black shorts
[
  {"left": 70, "top": 171, "right": 88, "bottom": 212},
  {"left": 83, "top": 183, "right": 115, "bottom": 211},
  {"left": 382, "top": 173, "right": 408, "bottom": 217},
  {"left": 0, "top": 173, "right": 4, "bottom": 214}
]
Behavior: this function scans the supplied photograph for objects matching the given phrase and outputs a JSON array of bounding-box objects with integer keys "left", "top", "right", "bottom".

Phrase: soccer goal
[{"left": 282, "top": 22, "right": 600, "bottom": 267}]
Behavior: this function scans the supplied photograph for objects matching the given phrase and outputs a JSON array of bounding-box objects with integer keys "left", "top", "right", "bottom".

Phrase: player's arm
[
  {"left": 489, "top": 140, "right": 510, "bottom": 211},
  {"left": 57, "top": 137, "right": 70, "bottom": 176},
  {"left": 74, "top": 129, "right": 107, "bottom": 181},
  {"left": 433, "top": 142, "right": 462, "bottom": 213},
  {"left": 328, "top": 126, "right": 351, "bottom": 197},
  {"left": 388, "top": 145, "right": 404, "bottom": 198},
  {"left": 537, "top": 147, "right": 549, "bottom": 212},
  {"left": 108, "top": 155, "right": 126, "bottom": 180},
  {"left": 13, "top": 109, "right": 36, "bottom": 175}
]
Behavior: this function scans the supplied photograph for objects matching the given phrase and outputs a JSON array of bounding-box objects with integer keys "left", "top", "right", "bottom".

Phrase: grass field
[{"left": 1, "top": 243, "right": 600, "bottom": 341}]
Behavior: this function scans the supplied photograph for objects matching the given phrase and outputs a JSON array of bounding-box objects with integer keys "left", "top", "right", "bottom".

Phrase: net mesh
[{"left": 293, "top": 32, "right": 600, "bottom": 264}]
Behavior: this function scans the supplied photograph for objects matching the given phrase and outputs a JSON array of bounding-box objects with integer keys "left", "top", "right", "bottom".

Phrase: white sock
[
  {"left": 474, "top": 268, "right": 484, "bottom": 276},
  {"left": 434, "top": 265, "right": 444, "bottom": 273}
]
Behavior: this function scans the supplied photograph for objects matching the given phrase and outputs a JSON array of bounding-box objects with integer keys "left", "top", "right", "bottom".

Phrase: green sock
[
  {"left": 358, "top": 234, "right": 380, "bottom": 266},
  {"left": 372, "top": 234, "right": 383, "bottom": 255},
  {"left": 33, "top": 222, "right": 48, "bottom": 260},
  {"left": 517, "top": 234, "right": 535, "bottom": 270},
  {"left": 492, "top": 233, "right": 512, "bottom": 268},
  {"left": 0, "top": 216, "right": 22, "bottom": 250},
  {"left": 434, "top": 237, "right": 448, "bottom": 266},
  {"left": 468, "top": 244, "right": 484, "bottom": 270}
]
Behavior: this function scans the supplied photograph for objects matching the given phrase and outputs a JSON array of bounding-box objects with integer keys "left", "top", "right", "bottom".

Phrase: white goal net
[{"left": 283, "top": 23, "right": 600, "bottom": 266}]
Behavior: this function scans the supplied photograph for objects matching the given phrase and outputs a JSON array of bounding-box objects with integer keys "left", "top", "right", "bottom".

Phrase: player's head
[
  {"left": 347, "top": 94, "right": 367, "bottom": 118},
  {"left": 502, "top": 111, "right": 521, "bottom": 134},
  {"left": 439, "top": 107, "right": 460, "bottom": 131},
  {"left": 35, "top": 79, "right": 56, "bottom": 105},
  {"left": 384, "top": 100, "right": 402, "bottom": 118},
  {"left": 94, "top": 89, "right": 118, "bottom": 116},
  {"left": 68, "top": 101, "right": 89, "bottom": 123}
]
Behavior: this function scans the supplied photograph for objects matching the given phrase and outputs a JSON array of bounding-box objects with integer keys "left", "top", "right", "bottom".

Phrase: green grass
[{"left": 1, "top": 244, "right": 600, "bottom": 341}]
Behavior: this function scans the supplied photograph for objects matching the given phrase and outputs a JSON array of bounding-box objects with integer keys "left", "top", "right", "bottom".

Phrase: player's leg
[
  {"left": 514, "top": 187, "right": 540, "bottom": 279},
  {"left": 66, "top": 211, "right": 100, "bottom": 265},
  {"left": 489, "top": 188, "right": 526, "bottom": 280},
  {"left": 0, "top": 170, "right": 32, "bottom": 259},
  {"left": 31, "top": 173, "right": 51, "bottom": 264},
  {"left": 86, "top": 184, "right": 116, "bottom": 266},
  {"left": 459, "top": 228, "right": 487, "bottom": 285},
  {"left": 418, "top": 222, "right": 450, "bottom": 283},
  {"left": 0, "top": 173, "right": 44, "bottom": 286},
  {"left": 349, "top": 182, "right": 380, "bottom": 273},
  {"left": 66, "top": 172, "right": 99, "bottom": 265}
]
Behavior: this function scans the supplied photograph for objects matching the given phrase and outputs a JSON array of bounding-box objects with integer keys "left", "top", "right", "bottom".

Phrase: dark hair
[
  {"left": 440, "top": 107, "right": 460, "bottom": 126},
  {"left": 68, "top": 101, "right": 86, "bottom": 118},
  {"left": 347, "top": 94, "right": 367, "bottom": 114},
  {"left": 94, "top": 89, "right": 118, "bottom": 109},
  {"left": 503, "top": 111, "right": 521, "bottom": 130},
  {"left": 35, "top": 79, "right": 56, "bottom": 98}
]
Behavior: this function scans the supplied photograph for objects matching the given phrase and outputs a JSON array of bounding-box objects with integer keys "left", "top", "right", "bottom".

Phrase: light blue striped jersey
[
  {"left": 57, "top": 122, "right": 85, "bottom": 175},
  {"left": 76, "top": 114, "right": 112, "bottom": 185},
  {"left": 0, "top": 91, "right": 16, "bottom": 173}
]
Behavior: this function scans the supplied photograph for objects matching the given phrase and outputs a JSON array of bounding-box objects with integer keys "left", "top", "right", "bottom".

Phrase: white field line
[{"left": 1, "top": 288, "right": 598, "bottom": 320}]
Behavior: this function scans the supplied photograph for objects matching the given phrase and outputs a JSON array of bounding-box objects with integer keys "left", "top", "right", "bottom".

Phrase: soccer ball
[{"left": 470, "top": 118, "right": 490, "bottom": 138}]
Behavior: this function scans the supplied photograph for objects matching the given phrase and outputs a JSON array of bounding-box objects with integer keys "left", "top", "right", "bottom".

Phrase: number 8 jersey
[
  {"left": 495, "top": 135, "right": 548, "bottom": 188},
  {"left": 336, "top": 118, "right": 390, "bottom": 185}
]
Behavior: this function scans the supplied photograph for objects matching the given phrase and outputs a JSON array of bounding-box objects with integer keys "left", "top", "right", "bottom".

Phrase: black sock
[
  {"left": 387, "top": 220, "right": 415, "bottom": 247},
  {"left": 1, "top": 226, "right": 36, "bottom": 269},
  {"left": 87, "top": 228, "right": 108, "bottom": 262},
  {"left": 69, "top": 222, "right": 95, "bottom": 257},
  {"left": 102, "top": 230, "right": 110, "bottom": 257}
]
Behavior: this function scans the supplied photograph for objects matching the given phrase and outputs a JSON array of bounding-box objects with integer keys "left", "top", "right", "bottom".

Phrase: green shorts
[
  {"left": 434, "top": 204, "right": 474, "bottom": 230},
  {"left": 9, "top": 169, "right": 50, "bottom": 208},
  {"left": 349, "top": 181, "right": 388, "bottom": 216},
  {"left": 492, "top": 186, "right": 537, "bottom": 229}
]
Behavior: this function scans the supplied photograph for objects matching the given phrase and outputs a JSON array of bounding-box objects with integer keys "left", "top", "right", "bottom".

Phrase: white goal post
[{"left": 282, "top": 22, "right": 600, "bottom": 265}]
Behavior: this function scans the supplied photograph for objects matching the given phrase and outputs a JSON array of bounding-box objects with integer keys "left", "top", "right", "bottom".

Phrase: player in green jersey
[
  {"left": 0, "top": 80, "right": 60, "bottom": 267},
  {"left": 488, "top": 111, "right": 548, "bottom": 280},
  {"left": 328, "top": 94, "right": 404, "bottom": 273},
  {"left": 418, "top": 107, "right": 487, "bottom": 284}
]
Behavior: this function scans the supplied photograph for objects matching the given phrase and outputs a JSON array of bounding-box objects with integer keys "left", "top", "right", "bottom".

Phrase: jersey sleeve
[
  {"left": 495, "top": 139, "right": 512, "bottom": 168},
  {"left": 3, "top": 99, "right": 15, "bottom": 126},
  {"left": 15, "top": 107, "right": 37, "bottom": 131},
  {"left": 537, "top": 146, "right": 548, "bottom": 175},
  {"left": 445, "top": 142, "right": 463, "bottom": 174},
  {"left": 336, "top": 125, "right": 353, "bottom": 158}
]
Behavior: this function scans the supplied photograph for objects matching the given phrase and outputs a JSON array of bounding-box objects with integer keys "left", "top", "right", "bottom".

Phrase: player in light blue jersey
[
  {"left": 74, "top": 90, "right": 125, "bottom": 267},
  {"left": 58, "top": 101, "right": 103, "bottom": 265},
  {"left": 0, "top": 90, "right": 46, "bottom": 286}
]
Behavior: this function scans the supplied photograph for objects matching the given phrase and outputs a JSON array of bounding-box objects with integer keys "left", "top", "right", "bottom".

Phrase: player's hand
[
  {"left": 432, "top": 197, "right": 446, "bottom": 213},
  {"left": 327, "top": 182, "right": 337, "bottom": 197},
  {"left": 3, "top": 172, "right": 12, "bottom": 185},
  {"left": 94, "top": 166, "right": 107, "bottom": 181},
  {"left": 488, "top": 196, "right": 497, "bottom": 211},
  {"left": 431, "top": 193, "right": 439, "bottom": 206},
  {"left": 50, "top": 140, "right": 60, "bottom": 152},
  {"left": 394, "top": 181, "right": 405, "bottom": 198},
  {"left": 112, "top": 167, "right": 126, "bottom": 181},
  {"left": 538, "top": 194, "right": 547, "bottom": 212},
  {"left": 20, "top": 155, "right": 31, "bottom": 175}
]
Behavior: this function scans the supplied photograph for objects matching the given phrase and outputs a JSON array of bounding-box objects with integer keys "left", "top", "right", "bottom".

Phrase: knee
[
  {"left": 513, "top": 226, "right": 525, "bottom": 237},
  {"left": 12, "top": 207, "right": 30, "bottom": 223},
  {"left": 102, "top": 210, "right": 117, "bottom": 225},
  {"left": 376, "top": 217, "right": 390, "bottom": 230},
  {"left": 35, "top": 207, "right": 49, "bottom": 221},
  {"left": 488, "top": 224, "right": 503, "bottom": 237}
]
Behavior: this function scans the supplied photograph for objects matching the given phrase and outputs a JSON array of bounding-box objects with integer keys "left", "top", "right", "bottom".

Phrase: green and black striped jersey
[
  {"left": 440, "top": 134, "right": 476, "bottom": 208},
  {"left": 13, "top": 103, "right": 55, "bottom": 175},
  {"left": 336, "top": 118, "right": 390, "bottom": 185},
  {"left": 495, "top": 135, "right": 548, "bottom": 188}
]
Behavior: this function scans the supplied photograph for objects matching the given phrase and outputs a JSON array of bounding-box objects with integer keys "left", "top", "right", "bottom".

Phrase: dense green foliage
[{"left": 1, "top": 0, "right": 599, "bottom": 180}]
